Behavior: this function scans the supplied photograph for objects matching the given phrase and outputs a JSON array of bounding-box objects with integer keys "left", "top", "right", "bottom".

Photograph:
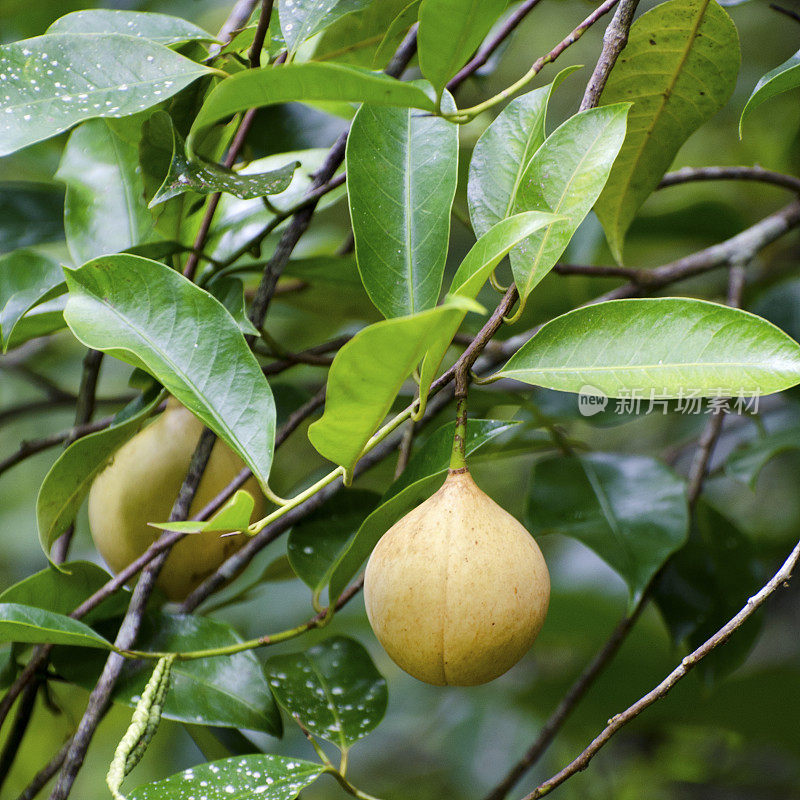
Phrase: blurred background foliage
[{"left": 2, "top": 0, "right": 800, "bottom": 798}]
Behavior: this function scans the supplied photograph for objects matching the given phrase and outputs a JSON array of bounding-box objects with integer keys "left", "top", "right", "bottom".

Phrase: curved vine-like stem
[{"left": 442, "top": 0, "right": 620, "bottom": 123}]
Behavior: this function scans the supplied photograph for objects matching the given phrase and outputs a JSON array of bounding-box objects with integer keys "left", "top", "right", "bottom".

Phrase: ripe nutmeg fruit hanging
[
  {"left": 88, "top": 398, "right": 266, "bottom": 601},
  {"left": 364, "top": 468, "right": 550, "bottom": 686}
]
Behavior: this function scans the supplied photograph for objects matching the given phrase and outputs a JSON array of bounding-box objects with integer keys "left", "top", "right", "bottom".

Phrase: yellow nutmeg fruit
[
  {"left": 88, "top": 399, "right": 266, "bottom": 601},
  {"left": 364, "top": 469, "right": 550, "bottom": 686}
]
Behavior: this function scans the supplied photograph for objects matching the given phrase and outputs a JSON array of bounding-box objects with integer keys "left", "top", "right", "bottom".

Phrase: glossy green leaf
[
  {"left": 372, "top": 1, "right": 421, "bottom": 69},
  {"left": 206, "top": 275, "right": 260, "bottom": 337},
  {"left": 266, "top": 636, "right": 387, "bottom": 749},
  {"left": 47, "top": 9, "right": 215, "bottom": 46},
  {"left": 653, "top": 501, "right": 763, "bottom": 682},
  {"left": 150, "top": 112, "right": 298, "bottom": 206},
  {"left": 725, "top": 426, "right": 800, "bottom": 488},
  {"left": 62, "top": 255, "right": 277, "bottom": 492},
  {"left": 528, "top": 453, "right": 689, "bottom": 606},
  {"left": 280, "top": 0, "right": 375, "bottom": 55},
  {"left": 288, "top": 490, "right": 380, "bottom": 598},
  {"left": 0, "top": 34, "right": 211, "bottom": 157},
  {"left": 307, "top": 302, "right": 467, "bottom": 471},
  {"left": 313, "top": 0, "right": 418, "bottom": 68},
  {"left": 346, "top": 93, "right": 458, "bottom": 318},
  {"left": 128, "top": 755, "right": 323, "bottom": 800},
  {"left": 150, "top": 490, "right": 255, "bottom": 534},
  {"left": 740, "top": 49, "right": 800, "bottom": 135},
  {"left": 56, "top": 613, "right": 282, "bottom": 733},
  {"left": 467, "top": 67, "right": 579, "bottom": 238},
  {"left": 56, "top": 119, "right": 160, "bottom": 265},
  {"left": 418, "top": 211, "right": 561, "bottom": 402},
  {"left": 417, "top": 0, "right": 507, "bottom": 98},
  {"left": 509, "top": 103, "right": 630, "bottom": 308},
  {"left": 37, "top": 390, "right": 163, "bottom": 558},
  {"left": 0, "top": 249, "right": 65, "bottom": 351},
  {"left": 595, "top": 0, "right": 740, "bottom": 262},
  {"left": 327, "top": 419, "right": 517, "bottom": 601},
  {"left": 0, "top": 561, "right": 128, "bottom": 623},
  {"left": 209, "top": 148, "right": 347, "bottom": 260},
  {"left": 0, "top": 603, "right": 112, "bottom": 649},
  {"left": 189, "top": 63, "right": 435, "bottom": 154},
  {"left": 494, "top": 298, "right": 800, "bottom": 398},
  {"left": 2, "top": 296, "right": 67, "bottom": 351}
]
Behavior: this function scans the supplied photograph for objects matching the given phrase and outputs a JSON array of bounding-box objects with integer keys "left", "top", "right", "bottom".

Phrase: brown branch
[
  {"left": 579, "top": 0, "right": 640, "bottom": 111},
  {"left": 595, "top": 200, "right": 800, "bottom": 301},
  {"left": 489, "top": 265, "right": 748, "bottom": 800},
  {"left": 0, "top": 394, "right": 132, "bottom": 426},
  {"left": 523, "top": 537, "right": 800, "bottom": 799},
  {"left": 51, "top": 350, "right": 105, "bottom": 563},
  {"left": 183, "top": 1, "right": 277, "bottom": 281},
  {"left": 15, "top": 738, "right": 72, "bottom": 800},
  {"left": 49, "top": 430, "right": 217, "bottom": 800},
  {"left": 483, "top": 601, "right": 648, "bottom": 800},
  {"left": 0, "top": 681, "right": 39, "bottom": 794},
  {"left": 659, "top": 165, "right": 800, "bottom": 195},
  {"left": 447, "top": 0, "right": 545, "bottom": 91},
  {"left": 0, "top": 415, "right": 113, "bottom": 478}
]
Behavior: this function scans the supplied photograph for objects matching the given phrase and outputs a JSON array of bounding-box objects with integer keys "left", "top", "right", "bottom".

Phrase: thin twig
[
  {"left": 0, "top": 681, "right": 39, "bottom": 794},
  {"left": 49, "top": 430, "right": 217, "bottom": 800},
  {"left": 183, "top": 1, "right": 277, "bottom": 281},
  {"left": 659, "top": 165, "right": 800, "bottom": 195},
  {"left": 483, "top": 602, "right": 647, "bottom": 800},
  {"left": 0, "top": 395, "right": 132, "bottom": 426},
  {"left": 523, "top": 537, "right": 800, "bottom": 799},
  {"left": 15, "top": 738, "right": 72, "bottom": 800},
  {"left": 595, "top": 201, "right": 800, "bottom": 301},
  {"left": 447, "top": 0, "right": 545, "bottom": 91},
  {"left": 0, "top": 415, "right": 113, "bottom": 478},
  {"left": 579, "top": 0, "right": 640, "bottom": 111},
  {"left": 394, "top": 421, "right": 416, "bottom": 479}
]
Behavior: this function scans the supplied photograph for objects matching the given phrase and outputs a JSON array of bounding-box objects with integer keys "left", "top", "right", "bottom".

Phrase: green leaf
[
  {"left": 37, "top": 390, "right": 163, "bottom": 559},
  {"left": 594, "top": 0, "right": 740, "bottom": 262},
  {"left": 313, "top": 0, "right": 419, "bottom": 69},
  {"left": 1, "top": 296, "right": 67, "bottom": 351},
  {"left": 56, "top": 119, "right": 161, "bottom": 265},
  {"left": 327, "top": 419, "right": 517, "bottom": 602},
  {"left": 417, "top": 0, "right": 507, "bottom": 99},
  {"left": 128, "top": 755, "right": 324, "bottom": 800},
  {"left": 0, "top": 249, "right": 65, "bottom": 351},
  {"left": 653, "top": 501, "right": 763, "bottom": 682},
  {"left": 0, "top": 603, "right": 112, "bottom": 649},
  {"left": 527, "top": 453, "right": 689, "bottom": 606},
  {"left": 346, "top": 92, "right": 458, "bottom": 318},
  {"left": 206, "top": 275, "right": 260, "bottom": 337},
  {"left": 150, "top": 490, "right": 255, "bottom": 533},
  {"left": 189, "top": 63, "right": 435, "bottom": 154},
  {"left": 62, "top": 255, "right": 277, "bottom": 493},
  {"left": 266, "top": 636, "right": 387, "bottom": 749},
  {"left": 56, "top": 613, "right": 282, "bottom": 734},
  {"left": 280, "top": 0, "right": 375, "bottom": 55},
  {"left": 418, "top": 212, "right": 561, "bottom": 402},
  {"left": 725, "top": 426, "right": 800, "bottom": 488},
  {"left": 0, "top": 34, "right": 211, "bottom": 157},
  {"left": 509, "top": 103, "right": 630, "bottom": 309},
  {"left": 494, "top": 298, "right": 800, "bottom": 398},
  {"left": 47, "top": 9, "right": 216, "bottom": 46},
  {"left": 0, "top": 561, "right": 128, "bottom": 623},
  {"left": 372, "top": 1, "right": 421, "bottom": 69},
  {"left": 307, "top": 303, "right": 467, "bottom": 472},
  {"left": 288, "top": 490, "right": 380, "bottom": 599},
  {"left": 467, "top": 67, "right": 580, "bottom": 238},
  {"left": 150, "top": 112, "right": 298, "bottom": 206},
  {"left": 740, "top": 49, "right": 800, "bottom": 135}
]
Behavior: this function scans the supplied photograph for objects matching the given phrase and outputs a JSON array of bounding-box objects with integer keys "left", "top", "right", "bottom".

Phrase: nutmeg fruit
[
  {"left": 364, "top": 469, "right": 550, "bottom": 686},
  {"left": 88, "top": 399, "right": 266, "bottom": 600}
]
